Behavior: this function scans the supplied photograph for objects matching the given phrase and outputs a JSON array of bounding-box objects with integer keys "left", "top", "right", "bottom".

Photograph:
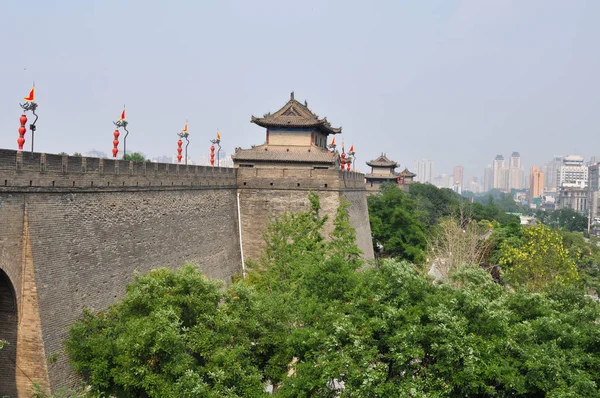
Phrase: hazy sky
[{"left": 1, "top": 0, "right": 599, "bottom": 180}]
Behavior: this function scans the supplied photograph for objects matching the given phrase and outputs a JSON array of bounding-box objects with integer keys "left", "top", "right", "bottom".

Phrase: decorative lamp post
[
  {"left": 113, "top": 106, "right": 128, "bottom": 158},
  {"left": 112, "top": 130, "right": 120, "bottom": 158},
  {"left": 347, "top": 144, "right": 355, "bottom": 172},
  {"left": 210, "top": 131, "right": 221, "bottom": 167},
  {"left": 327, "top": 136, "right": 336, "bottom": 153},
  {"left": 19, "top": 85, "right": 39, "bottom": 152},
  {"left": 178, "top": 121, "right": 190, "bottom": 165}
]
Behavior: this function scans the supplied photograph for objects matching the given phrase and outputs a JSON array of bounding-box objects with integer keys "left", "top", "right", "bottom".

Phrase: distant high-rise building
[
  {"left": 493, "top": 155, "right": 507, "bottom": 191},
  {"left": 413, "top": 159, "right": 434, "bottom": 184},
  {"left": 483, "top": 165, "right": 493, "bottom": 192},
  {"left": 529, "top": 166, "right": 544, "bottom": 201},
  {"left": 453, "top": 166, "right": 464, "bottom": 189},
  {"left": 558, "top": 155, "right": 587, "bottom": 188},
  {"left": 467, "top": 177, "right": 483, "bottom": 193},
  {"left": 545, "top": 155, "right": 564, "bottom": 190},
  {"left": 556, "top": 155, "right": 588, "bottom": 214},
  {"left": 433, "top": 174, "right": 453, "bottom": 189},
  {"left": 588, "top": 164, "right": 600, "bottom": 220},
  {"left": 508, "top": 152, "right": 524, "bottom": 191}
]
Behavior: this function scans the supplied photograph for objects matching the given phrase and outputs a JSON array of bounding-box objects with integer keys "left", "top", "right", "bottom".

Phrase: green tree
[
  {"left": 57, "top": 152, "right": 68, "bottom": 156},
  {"left": 561, "top": 230, "right": 600, "bottom": 293},
  {"left": 545, "top": 208, "right": 588, "bottom": 232},
  {"left": 66, "top": 265, "right": 271, "bottom": 397},
  {"left": 368, "top": 183, "right": 428, "bottom": 262},
  {"left": 408, "top": 182, "right": 461, "bottom": 226},
  {"left": 123, "top": 152, "right": 148, "bottom": 162},
  {"left": 72, "top": 152, "right": 82, "bottom": 157}
]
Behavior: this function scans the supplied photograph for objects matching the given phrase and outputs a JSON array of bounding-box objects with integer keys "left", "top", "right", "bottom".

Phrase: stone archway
[{"left": 0, "top": 268, "right": 18, "bottom": 397}]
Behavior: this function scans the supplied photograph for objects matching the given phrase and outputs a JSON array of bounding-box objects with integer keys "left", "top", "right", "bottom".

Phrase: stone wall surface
[
  {"left": 237, "top": 167, "right": 374, "bottom": 263},
  {"left": 29, "top": 188, "right": 241, "bottom": 391},
  {"left": 342, "top": 190, "right": 375, "bottom": 259}
]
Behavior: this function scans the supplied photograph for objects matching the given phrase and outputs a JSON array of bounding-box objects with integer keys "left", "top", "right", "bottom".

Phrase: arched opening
[{"left": 0, "top": 269, "right": 18, "bottom": 397}]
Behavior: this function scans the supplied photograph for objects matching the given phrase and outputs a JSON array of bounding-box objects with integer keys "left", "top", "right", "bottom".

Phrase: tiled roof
[
  {"left": 232, "top": 145, "right": 338, "bottom": 164},
  {"left": 366, "top": 153, "right": 398, "bottom": 168},
  {"left": 399, "top": 168, "right": 416, "bottom": 177},
  {"left": 251, "top": 92, "right": 342, "bottom": 135}
]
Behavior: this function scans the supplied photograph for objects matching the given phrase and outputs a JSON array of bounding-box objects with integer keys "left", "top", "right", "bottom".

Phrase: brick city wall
[{"left": 0, "top": 149, "right": 374, "bottom": 396}]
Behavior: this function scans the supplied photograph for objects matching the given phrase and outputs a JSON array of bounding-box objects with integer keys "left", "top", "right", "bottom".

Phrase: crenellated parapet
[{"left": 0, "top": 149, "right": 236, "bottom": 190}]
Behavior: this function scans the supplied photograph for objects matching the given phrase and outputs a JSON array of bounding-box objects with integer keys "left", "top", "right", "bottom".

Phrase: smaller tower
[{"left": 365, "top": 154, "right": 414, "bottom": 191}]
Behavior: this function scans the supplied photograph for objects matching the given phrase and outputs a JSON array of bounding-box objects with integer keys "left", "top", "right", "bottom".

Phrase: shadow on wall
[{"left": 0, "top": 269, "right": 17, "bottom": 397}]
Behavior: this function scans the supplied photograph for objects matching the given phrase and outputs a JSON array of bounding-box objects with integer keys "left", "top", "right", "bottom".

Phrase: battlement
[
  {"left": 0, "top": 149, "right": 237, "bottom": 190},
  {"left": 236, "top": 166, "right": 366, "bottom": 191}
]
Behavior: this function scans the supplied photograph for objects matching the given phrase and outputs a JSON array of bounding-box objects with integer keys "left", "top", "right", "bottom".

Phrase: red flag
[
  {"left": 349, "top": 144, "right": 354, "bottom": 153},
  {"left": 217, "top": 131, "right": 221, "bottom": 140},
  {"left": 331, "top": 137, "right": 335, "bottom": 146},
  {"left": 119, "top": 108, "right": 126, "bottom": 121},
  {"left": 24, "top": 86, "right": 35, "bottom": 102},
  {"left": 181, "top": 122, "right": 188, "bottom": 133}
]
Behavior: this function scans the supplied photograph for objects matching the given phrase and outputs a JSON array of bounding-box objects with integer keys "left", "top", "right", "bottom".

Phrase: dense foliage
[
  {"left": 66, "top": 193, "right": 600, "bottom": 397},
  {"left": 368, "top": 183, "right": 518, "bottom": 262},
  {"left": 536, "top": 208, "right": 588, "bottom": 233}
]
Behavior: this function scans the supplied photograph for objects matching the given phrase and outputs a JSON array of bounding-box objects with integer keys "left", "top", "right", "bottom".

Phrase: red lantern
[
  {"left": 210, "top": 145, "right": 215, "bottom": 167},
  {"left": 112, "top": 130, "right": 120, "bottom": 158},
  {"left": 346, "top": 163, "right": 351, "bottom": 171},
  {"left": 177, "top": 139, "right": 183, "bottom": 163},
  {"left": 17, "top": 114, "right": 27, "bottom": 150},
  {"left": 340, "top": 153, "right": 346, "bottom": 170}
]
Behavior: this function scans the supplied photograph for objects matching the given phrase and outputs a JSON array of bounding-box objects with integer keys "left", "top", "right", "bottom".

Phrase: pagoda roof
[
  {"left": 251, "top": 92, "right": 342, "bottom": 135},
  {"left": 232, "top": 144, "right": 338, "bottom": 164},
  {"left": 366, "top": 154, "right": 398, "bottom": 168},
  {"left": 399, "top": 168, "right": 416, "bottom": 177}
]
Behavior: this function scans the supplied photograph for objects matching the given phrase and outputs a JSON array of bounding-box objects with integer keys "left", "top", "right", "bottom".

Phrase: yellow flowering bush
[{"left": 498, "top": 224, "right": 579, "bottom": 291}]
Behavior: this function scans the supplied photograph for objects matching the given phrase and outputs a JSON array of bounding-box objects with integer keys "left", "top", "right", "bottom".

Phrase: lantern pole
[
  {"left": 210, "top": 134, "right": 221, "bottom": 168},
  {"left": 178, "top": 130, "right": 190, "bottom": 165},
  {"left": 122, "top": 122, "right": 129, "bottom": 159},
  {"left": 348, "top": 150, "right": 356, "bottom": 172},
  {"left": 19, "top": 100, "right": 38, "bottom": 153},
  {"left": 113, "top": 119, "right": 128, "bottom": 159}
]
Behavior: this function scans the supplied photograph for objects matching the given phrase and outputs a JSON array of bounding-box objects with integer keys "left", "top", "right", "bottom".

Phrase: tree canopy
[{"left": 123, "top": 152, "right": 149, "bottom": 162}]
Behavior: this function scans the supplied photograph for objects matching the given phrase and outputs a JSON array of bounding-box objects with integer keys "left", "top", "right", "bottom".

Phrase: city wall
[
  {"left": 0, "top": 150, "right": 242, "bottom": 396},
  {"left": 0, "top": 149, "right": 373, "bottom": 396}
]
